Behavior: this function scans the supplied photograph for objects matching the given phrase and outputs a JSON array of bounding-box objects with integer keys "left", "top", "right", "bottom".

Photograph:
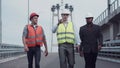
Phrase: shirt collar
[
  {"left": 63, "top": 21, "right": 68, "bottom": 24},
  {"left": 30, "top": 24, "right": 38, "bottom": 27},
  {"left": 86, "top": 23, "right": 93, "bottom": 27}
]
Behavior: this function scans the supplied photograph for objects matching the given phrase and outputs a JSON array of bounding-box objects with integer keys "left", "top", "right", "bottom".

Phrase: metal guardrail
[
  {"left": 103, "top": 40, "right": 120, "bottom": 46},
  {"left": 0, "top": 43, "right": 25, "bottom": 59},
  {"left": 94, "top": 8, "right": 108, "bottom": 25},
  {"left": 94, "top": 0, "right": 120, "bottom": 24},
  {"left": 98, "top": 40, "right": 120, "bottom": 59}
]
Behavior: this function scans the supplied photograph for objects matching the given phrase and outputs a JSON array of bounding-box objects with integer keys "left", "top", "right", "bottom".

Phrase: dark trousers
[
  {"left": 58, "top": 43, "right": 75, "bottom": 68},
  {"left": 27, "top": 46, "right": 41, "bottom": 68},
  {"left": 84, "top": 52, "right": 98, "bottom": 68}
]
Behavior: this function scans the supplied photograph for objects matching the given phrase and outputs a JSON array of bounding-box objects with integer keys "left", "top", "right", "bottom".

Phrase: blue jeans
[{"left": 27, "top": 46, "right": 41, "bottom": 68}]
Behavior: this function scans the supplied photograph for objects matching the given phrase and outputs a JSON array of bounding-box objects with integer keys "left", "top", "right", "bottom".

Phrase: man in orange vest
[{"left": 22, "top": 12, "right": 48, "bottom": 68}]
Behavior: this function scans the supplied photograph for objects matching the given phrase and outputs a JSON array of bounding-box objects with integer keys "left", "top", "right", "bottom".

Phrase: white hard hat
[
  {"left": 61, "top": 9, "right": 70, "bottom": 15},
  {"left": 85, "top": 13, "right": 94, "bottom": 18}
]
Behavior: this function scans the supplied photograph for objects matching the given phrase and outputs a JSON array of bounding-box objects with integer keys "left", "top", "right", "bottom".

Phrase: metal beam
[
  {"left": 0, "top": 0, "right": 2, "bottom": 43},
  {"left": 108, "top": 0, "right": 111, "bottom": 15},
  {"left": 28, "top": 0, "right": 29, "bottom": 24}
]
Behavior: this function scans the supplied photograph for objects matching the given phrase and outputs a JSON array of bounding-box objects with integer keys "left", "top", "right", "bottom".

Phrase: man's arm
[
  {"left": 22, "top": 26, "right": 29, "bottom": 52},
  {"left": 72, "top": 23, "right": 80, "bottom": 46},
  {"left": 52, "top": 19, "right": 63, "bottom": 33},
  {"left": 42, "top": 28, "right": 48, "bottom": 56},
  {"left": 79, "top": 27, "right": 84, "bottom": 51},
  {"left": 79, "top": 27, "right": 84, "bottom": 57},
  {"left": 98, "top": 26, "right": 103, "bottom": 50},
  {"left": 52, "top": 24, "right": 58, "bottom": 33}
]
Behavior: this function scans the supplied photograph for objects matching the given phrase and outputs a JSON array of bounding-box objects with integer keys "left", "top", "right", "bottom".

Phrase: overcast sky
[{"left": 1, "top": 0, "right": 109, "bottom": 52}]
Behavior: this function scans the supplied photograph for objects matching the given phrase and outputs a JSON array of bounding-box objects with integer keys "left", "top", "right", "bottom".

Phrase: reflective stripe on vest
[
  {"left": 25, "top": 24, "right": 43, "bottom": 47},
  {"left": 57, "top": 22, "right": 75, "bottom": 44}
]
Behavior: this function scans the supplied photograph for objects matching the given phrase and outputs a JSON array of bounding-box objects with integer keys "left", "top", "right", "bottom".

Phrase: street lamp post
[
  {"left": 0, "top": 0, "right": 2, "bottom": 43},
  {"left": 51, "top": 5, "right": 56, "bottom": 21},
  {"left": 50, "top": 4, "right": 60, "bottom": 52},
  {"left": 65, "top": 4, "right": 74, "bottom": 22},
  {"left": 51, "top": 5, "right": 56, "bottom": 52},
  {"left": 51, "top": 3, "right": 74, "bottom": 52},
  {"left": 69, "top": 5, "right": 74, "bottom": 22},
  {"left": 56, "top": 4, "right": 60, "bottom": 22},
  {"left": 108, "top": 0, "right": 111, "bottom": 15},
  {"left": 65, "top": 4, "right": 69, "bottom": 9},
  {"left": 28, "top": 0, "right": 29, "bottom": 24}
]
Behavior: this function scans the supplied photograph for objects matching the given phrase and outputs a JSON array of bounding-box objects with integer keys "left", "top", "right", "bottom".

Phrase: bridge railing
[
  {"left": 98, "top": 40, "right": 120, "bottom": 59},
  {"left": 110, "top": 0, "right": 119, "bottom": 13},
  {"left": 94, "top": 0, "right": 120, "bottom": 25},
  {"left": 0, "top": 43, "right": 25, "bottom": 59}
]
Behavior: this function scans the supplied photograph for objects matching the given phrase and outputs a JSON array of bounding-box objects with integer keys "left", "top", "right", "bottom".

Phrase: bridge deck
[{"left": 0, "top": 53, "right": 120, "bottom": 68}]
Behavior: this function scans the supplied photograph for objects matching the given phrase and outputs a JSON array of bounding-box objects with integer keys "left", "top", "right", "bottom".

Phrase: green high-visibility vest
[{"left": 57, "top": 22, "right": 75, "bottom": 44}]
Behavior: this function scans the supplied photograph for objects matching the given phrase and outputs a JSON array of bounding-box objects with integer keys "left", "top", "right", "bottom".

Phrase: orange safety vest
[{"left": 25, "top": 24, "right": 43, "bottom": 47}]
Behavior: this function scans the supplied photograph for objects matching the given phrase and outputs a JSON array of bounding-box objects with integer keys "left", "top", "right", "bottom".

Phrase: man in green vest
[{"left": 52, "top": 9, "right": 80, "bottom": 68}]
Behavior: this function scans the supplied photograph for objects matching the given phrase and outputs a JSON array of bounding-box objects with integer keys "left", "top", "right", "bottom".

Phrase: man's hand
[
  {"left": 75, "top": 45, "right": 79, "bottom": 53},
  {"left": 79, "top": 51, "right": 84, "bottom": 57},
  {"left": 24, "top": 46, "right": 29, "bottom": 52},
  {"left": 44, "top": 49, "right": 48, "bottom": 57},
  {"left": 78, "top": 46, "right": 84, "bottom": 57},
  {"left": 98, "top": 45, "right": 102, "bottom": 51},
  {"left": 57, "top": 19, "right": 63, "bottom": 26}
]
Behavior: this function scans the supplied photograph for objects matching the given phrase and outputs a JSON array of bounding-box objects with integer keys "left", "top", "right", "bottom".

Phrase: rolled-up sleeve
[
  {"left": 41, "top": 27, "right": 46, "bottom": 39},
  {"left": 22, "top": 26, "right": 28, "bottom": 38},
  {"left": 52, "top": 24, "right": 58, "bottom": 33}
]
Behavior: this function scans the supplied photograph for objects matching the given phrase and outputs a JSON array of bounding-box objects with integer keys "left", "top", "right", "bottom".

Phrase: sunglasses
[{"left": 62, "top": 14, "right": 69, "bottom": 16}]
